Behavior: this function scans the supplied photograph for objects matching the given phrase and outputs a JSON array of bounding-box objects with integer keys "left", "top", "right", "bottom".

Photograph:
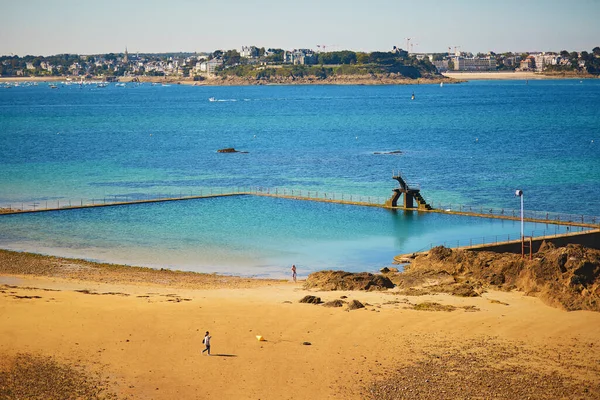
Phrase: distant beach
[{"left": 443, "top": 71, "right": 597, "bottom": 80}]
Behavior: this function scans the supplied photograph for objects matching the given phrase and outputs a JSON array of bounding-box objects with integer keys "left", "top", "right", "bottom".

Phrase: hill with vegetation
[{"left": 215, "top": 49, "right": 443, "bottom": 83}]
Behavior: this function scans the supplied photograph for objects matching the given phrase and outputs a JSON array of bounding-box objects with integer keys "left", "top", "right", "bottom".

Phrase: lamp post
[
  {"left": 515, "top": 189, "right": 526, "bottom": 258},
  {"left": 515, "top": 190, "right": 524, "bottom": 239}
]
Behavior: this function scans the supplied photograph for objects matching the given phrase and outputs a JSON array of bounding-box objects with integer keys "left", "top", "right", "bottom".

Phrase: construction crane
[{"left": 316, "top": 44, "right": 338, "bottom": 52}]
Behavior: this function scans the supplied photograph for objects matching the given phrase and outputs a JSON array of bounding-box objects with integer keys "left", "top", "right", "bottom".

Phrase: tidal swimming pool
[{"left": 0, "top": 195, "right": 576, "bottom": 278}]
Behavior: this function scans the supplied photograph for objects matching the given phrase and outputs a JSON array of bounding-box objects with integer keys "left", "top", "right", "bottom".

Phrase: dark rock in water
[
  {"left": 217, "top": 148, "right": 248, "bottom": 153},
  {"left": 347, "top": 300, "right": 365, "bottom": 310},
  {"left": 299, "top": 295, "right": 322, "bottom": 304}
]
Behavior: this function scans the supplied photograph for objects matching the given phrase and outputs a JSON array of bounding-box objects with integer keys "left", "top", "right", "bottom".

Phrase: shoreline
[
  {"left": 0, "top": 249, "right": 284, "bottom": 289},
  {"left": 1, "top": 71, "right": 597, "bottom": 86},
  {"left": 443, "top": 71, "right": 598, "bottom": 80},
  {"left": 0, "top": 75, "right": 457, "bottom": 86},
  {"left": 2, "top": 248, "right": 600, "bottom": 399}
]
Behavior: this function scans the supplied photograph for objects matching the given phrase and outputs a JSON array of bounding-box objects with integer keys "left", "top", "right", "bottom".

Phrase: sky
[{"left": 1, "top": 0, "right": 599, "bottom": 56}]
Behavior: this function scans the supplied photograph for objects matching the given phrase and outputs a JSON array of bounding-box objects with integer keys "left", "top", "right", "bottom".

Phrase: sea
[{"left": 0, "top": 79, "right": 599, "bottom": 277}]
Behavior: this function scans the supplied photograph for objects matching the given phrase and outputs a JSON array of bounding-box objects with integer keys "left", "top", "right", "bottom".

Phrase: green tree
[
  {"left": 580, "top": 51, "right": 591, "bottom": 61},
  {"left": 593, "top": 47, "right": 600, "bottom": 57},
  {"left": 356, "top": 53, "right": 369, "bottom": 64},
  {"left": 266, "top": 48, "right": 284, "bottom": 63},
  {"left": 223, "top": 50, "right": 241, "bottom": 66}
]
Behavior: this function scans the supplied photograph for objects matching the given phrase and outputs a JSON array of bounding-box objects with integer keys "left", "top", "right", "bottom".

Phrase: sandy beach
[
  {"left": 442, "top": 71, "right": 597, "bottom": 80},
  {"left": 1, "top": 250, "right": 599, "bottom": 399}
]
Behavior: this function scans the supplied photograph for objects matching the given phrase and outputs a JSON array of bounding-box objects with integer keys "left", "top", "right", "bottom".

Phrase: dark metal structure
[{"left": 386, "top": 172, "right": 432, "bottom": 210}]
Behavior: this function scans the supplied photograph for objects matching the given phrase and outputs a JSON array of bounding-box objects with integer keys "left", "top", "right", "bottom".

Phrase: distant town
[{"left": 1, "top": 45, "right": 599, "bottom": 80}]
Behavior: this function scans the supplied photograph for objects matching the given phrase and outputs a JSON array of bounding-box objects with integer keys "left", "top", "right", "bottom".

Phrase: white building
[
  {"left": 283, "top": 49, "right": 318, "bottom": 65},
  {"left": 452, "top": 56, "right": 497, "bottom": 71},
  {"left": 241, "top": 46, "right": 259, "bottom": 58},
  {"left": 532, "top": 53, "right": 560, "bottom": 72},
  {"left": 198, "top": 59, "right": 223, "bottom": 75}
]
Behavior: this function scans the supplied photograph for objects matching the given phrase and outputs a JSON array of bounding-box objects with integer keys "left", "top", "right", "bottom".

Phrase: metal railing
[
  {"left": 0, "top": 186, "right": 389, "bottom": 214},
  {"left": 1, "top": 188, "right": 598, "bottom": 229},
  {"left": 415, "top": 225, "right": 594, "bottom": 253},
  {"left": 0, "top": 187, "right": 246, "bottom": 213},
  {"left": 431, "top": 202, "right": 599, "bottom": 226},
  {"left": 250, "top": 187, "right": 388, "bottom": 205}
]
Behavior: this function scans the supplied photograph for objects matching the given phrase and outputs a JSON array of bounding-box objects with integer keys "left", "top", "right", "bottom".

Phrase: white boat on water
[
  {"left": 440, "top": 82, "right": 444, "bottom": 87},
  {"left": 97, "top": 82, "right": 109, "bottom": 88},
  {"left": 115, "top": 83, "right": 126, "bottom": 87},
  {"left": 49, "top": 84, "right": 58, "bottom": 89},
  {"left": 208, "top": 97, "right": 216, "bottom": 102}
]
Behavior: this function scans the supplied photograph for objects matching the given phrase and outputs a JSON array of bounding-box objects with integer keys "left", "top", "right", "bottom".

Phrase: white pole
[
  {"left": 515, "top": 190, "right": 524, "bottom": 239},
  {"left": 520, "top": 193, "right": 524, "bottom": 239}
]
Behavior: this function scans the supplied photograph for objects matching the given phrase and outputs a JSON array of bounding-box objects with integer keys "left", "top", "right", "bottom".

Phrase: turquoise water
[
  {"left": 0, "top": 81, "right": 598, "bottom": 276},
  {"left": 0, "top": 195, "right": 573, "bottom": 277}
]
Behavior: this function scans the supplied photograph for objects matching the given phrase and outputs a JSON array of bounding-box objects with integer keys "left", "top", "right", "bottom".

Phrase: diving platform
[{"left": 385, "top": 172, "right": 432, "bottom": 210}]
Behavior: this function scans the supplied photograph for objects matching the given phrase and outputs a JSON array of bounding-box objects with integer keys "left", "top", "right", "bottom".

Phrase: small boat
[
  {"left": 440, "top": 82, "right": 444, "bottom": 87},
  {"left": 97, "top": 82, "right": 108, "bottom": 88},
  {"left": 49, "top": 84, "right": 58, "bottom": 89},
  {"left": 411, "top": 92, "right": 415, "bottom": 100},
  {"left": 115, "top": 83, "right": 126, "bottom": 87},
  {"left": 208, "top": 97, "right": 216, "bottom": 102}
]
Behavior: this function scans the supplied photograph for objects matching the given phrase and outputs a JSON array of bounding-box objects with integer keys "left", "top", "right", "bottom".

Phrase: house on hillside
[
  {"left": 241, "top": 46, "right": 259, "bottom": 58},
  {"left": 198, "top": 58, "right": 223, "bottom": 75},
  {"left": 283, "top": 49, "right": 317, "bottom": 65},
  {"left": 518, "top": 56, "right": 535, "bottom": 71}
]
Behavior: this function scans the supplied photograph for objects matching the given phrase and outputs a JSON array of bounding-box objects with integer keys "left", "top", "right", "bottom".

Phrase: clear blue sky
[{"left": 1, "top": 0, "right": 599, "bottom": 56}]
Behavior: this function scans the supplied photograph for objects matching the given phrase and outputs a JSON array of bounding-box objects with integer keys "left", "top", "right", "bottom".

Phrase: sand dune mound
[
  {"left": 401, "top": 243, "right": 600, "bottom": 311},
  {"left": 304, "top": 270, "right": 395, "bottom": 291}
]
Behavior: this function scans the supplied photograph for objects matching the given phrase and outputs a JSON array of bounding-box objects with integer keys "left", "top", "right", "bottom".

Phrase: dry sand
[
  {"left": 1, "top": 252, "right": 600, "bottom": 399},
  {"left": 442, "top": 71, "right": 597, "bottom": 80}
]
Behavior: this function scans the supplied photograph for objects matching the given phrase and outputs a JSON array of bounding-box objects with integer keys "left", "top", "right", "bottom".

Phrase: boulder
[
  {"left": 347, "top": 300, "right": 365, "bottom": 310},
  {"left": 299, "top": 295, "right": 322, "bottom": 304},
  {"left": 304, "top": 271, "right": 395, "bottom": 291}
]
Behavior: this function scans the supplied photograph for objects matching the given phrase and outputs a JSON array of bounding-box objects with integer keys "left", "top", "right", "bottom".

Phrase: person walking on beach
[
  {"left": 291, "top": 264, "right": 297, "bottom": 283},
  {"left": 202, "top": 331, "right": 211, "bottom": 356}
]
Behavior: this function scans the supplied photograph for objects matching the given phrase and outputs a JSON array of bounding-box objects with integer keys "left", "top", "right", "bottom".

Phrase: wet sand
[{"left": 1, "top": 250, "right": 600, "bottom": 399}]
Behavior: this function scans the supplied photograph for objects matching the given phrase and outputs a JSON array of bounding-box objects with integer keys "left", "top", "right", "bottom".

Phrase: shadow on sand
[{"left": 210, "top": 354, "right": 237, "bottom": 357}]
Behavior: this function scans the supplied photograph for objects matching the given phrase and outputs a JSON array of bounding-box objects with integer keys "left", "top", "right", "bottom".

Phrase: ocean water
[{"left": 0, "top": 80, "right": 598, "bottom": 277}]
